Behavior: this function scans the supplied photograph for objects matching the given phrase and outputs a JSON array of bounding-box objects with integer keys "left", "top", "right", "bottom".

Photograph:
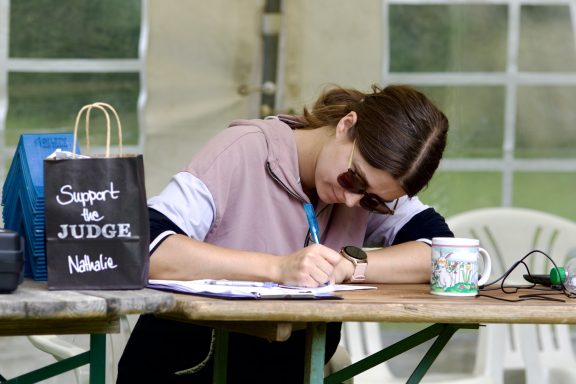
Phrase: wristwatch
[{"left": 340, "top": 246, "right": 368, "bottom": 282}]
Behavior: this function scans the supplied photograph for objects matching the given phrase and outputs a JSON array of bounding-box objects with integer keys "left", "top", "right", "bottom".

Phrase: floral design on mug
[{"left": 431, "top": 250, "right": 478, "bottom": 294}]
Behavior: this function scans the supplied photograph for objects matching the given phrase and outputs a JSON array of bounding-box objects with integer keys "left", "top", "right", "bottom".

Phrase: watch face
[{"left": 342, "top": 246, "right": 367, "bottom": 261}]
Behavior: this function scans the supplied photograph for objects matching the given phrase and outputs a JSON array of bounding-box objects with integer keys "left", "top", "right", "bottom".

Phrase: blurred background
[
  {"left": 2, "top": 0, "right": 576, "bottom": 221},
  {"left": 1, "top": 0, "right": 576, "bottom": 382}
]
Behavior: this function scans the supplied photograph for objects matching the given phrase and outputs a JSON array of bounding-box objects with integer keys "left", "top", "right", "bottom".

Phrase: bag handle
[{"left": 72, "top": 102, "right": 123, "bottom": 158}]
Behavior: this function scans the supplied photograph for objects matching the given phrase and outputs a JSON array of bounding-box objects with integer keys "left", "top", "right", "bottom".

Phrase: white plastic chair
[
  {"left": 332, "top": 321, "right": 499, "bottom": 384},
  {"left": 27, "top": 334, "right": 90, "bottom": 384},
  {"left": 447, "top": 207, "right": 576, "bottom": 384},
  {"left": 27, "top": 314, "right": 135, "bottom": 384}
]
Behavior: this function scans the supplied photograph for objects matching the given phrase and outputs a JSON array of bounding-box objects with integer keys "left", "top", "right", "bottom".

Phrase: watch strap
[
  {"left": 340, "top": 247, "right": 367, "bottom": 282},
  {"left": 350, "top": 261, "right": 367, "bottom": 282}
]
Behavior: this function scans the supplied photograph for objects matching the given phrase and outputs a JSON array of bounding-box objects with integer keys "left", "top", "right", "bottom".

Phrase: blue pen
[{"left": 304, "top": 203, "right": 320, "bottom": 244}]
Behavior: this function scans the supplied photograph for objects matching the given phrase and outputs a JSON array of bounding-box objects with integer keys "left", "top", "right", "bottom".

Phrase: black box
[{"left": 0, "top": 229, "right": 24, "bottom": 293}]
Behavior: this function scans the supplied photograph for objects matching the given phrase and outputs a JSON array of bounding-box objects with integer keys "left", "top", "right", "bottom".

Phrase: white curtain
[{"left": 143, "top": 0, "right": 384, "bottom": 196}]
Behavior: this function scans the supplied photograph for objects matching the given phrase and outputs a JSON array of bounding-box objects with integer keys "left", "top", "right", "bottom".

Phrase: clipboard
[{"left": 148, "top": 279, "right": 376, "bottom": 300}]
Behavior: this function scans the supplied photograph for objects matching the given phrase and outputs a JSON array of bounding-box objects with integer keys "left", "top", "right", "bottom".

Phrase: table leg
[
  {"left": 0, "top": 333, "right": 107, "bottom": 384},
  {"left": 213, "top": 328, "right": 229, "bottom": 384},
  {"left": 406, "top": 324, "right": 476, "bottom": 384},
  {"left": 304, "top": 322, "right": 326, "bottom": 384},
  {"left": 89, "top": 334, "right": 106, "bottom": 384},
  {"left": 325, "top": 323, "right": 479, "bottom": 384},
  {"left": 0, "top": 352, "right": 89, "bottom": 384}
]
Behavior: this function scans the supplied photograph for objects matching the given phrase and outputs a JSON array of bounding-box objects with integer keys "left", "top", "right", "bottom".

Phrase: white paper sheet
[{"left": 148, "top": 279, "right": 377, "bottom": 299}]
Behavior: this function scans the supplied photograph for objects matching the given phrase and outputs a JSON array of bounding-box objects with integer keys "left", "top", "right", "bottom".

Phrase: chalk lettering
[
  {"left": 68, "top": 254, "right": 118, "bottom": 274},
  {"left": 81, "top": 208, "right": 104, "bottom": 222},
  {"left": 57, "top": 223, "right": 131, "bottom": 239},
  {"left": 56, "top": 182, "right": 120, "bottom": 207}
]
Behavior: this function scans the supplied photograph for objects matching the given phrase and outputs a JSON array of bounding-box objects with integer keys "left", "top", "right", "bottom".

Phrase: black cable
[{"left": 478, "top": 249, "right": 572, "bottom": 302}]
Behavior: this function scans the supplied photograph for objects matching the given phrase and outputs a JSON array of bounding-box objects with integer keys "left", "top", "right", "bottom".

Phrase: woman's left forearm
[{"left": 364, "top": 241, "right": 431, "bottom": 283}]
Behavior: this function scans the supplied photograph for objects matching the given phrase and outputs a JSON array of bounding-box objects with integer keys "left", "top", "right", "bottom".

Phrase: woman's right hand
[{"left": 276, "top": 244, "right": 342, "bottom": 287}]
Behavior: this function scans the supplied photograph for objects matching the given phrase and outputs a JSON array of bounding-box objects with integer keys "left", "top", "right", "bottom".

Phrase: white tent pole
[{"left": 260, "top": 0, "right": 282, "bottom": 116}]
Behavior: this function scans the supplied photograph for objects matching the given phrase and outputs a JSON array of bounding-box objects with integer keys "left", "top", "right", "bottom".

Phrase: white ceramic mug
[{"left": 430, "top": 237, "right": 492, "bottom": 296}]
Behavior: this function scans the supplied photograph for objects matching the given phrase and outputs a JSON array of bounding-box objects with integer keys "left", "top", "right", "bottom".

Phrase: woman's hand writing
[{"left": 276, "top": 244, "right": 342, "bottom": 287}]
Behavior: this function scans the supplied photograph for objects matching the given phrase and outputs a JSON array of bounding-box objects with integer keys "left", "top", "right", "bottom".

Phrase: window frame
[
  {"left": 382, "top": 0, "right": 576, "bottom": 207},
  {"left": 0, "top": 0, "right": 148, "bottom": 184}
]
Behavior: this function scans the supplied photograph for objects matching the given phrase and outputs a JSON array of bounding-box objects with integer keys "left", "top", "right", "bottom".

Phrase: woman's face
[{"left": 315, "top": 139, "right": 405, "bottom": 211}]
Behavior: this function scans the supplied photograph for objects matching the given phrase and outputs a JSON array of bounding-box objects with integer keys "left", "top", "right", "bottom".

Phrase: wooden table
[
  {"left": 0, "top": 279, "right": 175, "bottom": 384},
  {"left": 160, "top": 283, "right": 576, "bottom": 383}
]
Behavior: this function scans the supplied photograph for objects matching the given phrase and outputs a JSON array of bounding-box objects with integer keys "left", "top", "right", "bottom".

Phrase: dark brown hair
[{"left": 300, "top": 84, "right": 448, "bottom": 197}]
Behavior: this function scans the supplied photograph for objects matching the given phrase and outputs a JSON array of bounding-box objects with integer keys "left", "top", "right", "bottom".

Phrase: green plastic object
[{"left": 550, "top": 267, "right": 566, "bottom": 285}]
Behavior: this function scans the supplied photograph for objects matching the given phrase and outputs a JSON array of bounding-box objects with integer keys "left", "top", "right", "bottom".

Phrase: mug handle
[{"left": 477, "top": 247, "right": 492, "bottom": 286}]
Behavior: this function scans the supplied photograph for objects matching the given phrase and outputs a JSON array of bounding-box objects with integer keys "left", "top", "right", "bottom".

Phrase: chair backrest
[
  {"left": 447, "top": 207, "right": 576, "bottom": 284},
  {"left": 340, "top": 322, "right": 397, "bottom": 381},
  {"left": 447, "top": 207, "right": 576, "bottom": 383}
]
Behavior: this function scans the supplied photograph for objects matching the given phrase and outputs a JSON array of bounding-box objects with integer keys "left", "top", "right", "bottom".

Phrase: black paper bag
[{"left": 44, "top": 102, "right": 149, "bottom": 290}]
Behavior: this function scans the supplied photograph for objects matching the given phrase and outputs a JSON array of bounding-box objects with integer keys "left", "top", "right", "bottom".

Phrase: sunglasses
[{"left": 336, "top": 140, "right": 398, "bottom": 214}]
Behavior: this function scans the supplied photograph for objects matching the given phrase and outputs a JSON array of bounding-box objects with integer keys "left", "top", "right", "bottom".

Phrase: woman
[{"left": 117, "top": 84, "right": 453, "bottom": 383}]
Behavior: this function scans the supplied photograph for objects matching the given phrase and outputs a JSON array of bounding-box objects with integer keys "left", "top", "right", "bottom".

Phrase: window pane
[
  {"left": 513, "top": 172, "right": 576, "bottom": 221},
  {"left": 519, "top": 5, "right": 576, "bottom": 72},
  {"left": 390, "top": 5, "right": 507, "bottom": 72},
  {"left": 10, "top": 0, "right": 141, "bottom": 58},
  {"left": 6, "top": 73, "right": 140, "bottom": 146},
  {"left": 420, "top": 172, "right": 502, "bottom": 218},
  {"left": 516, "top": 86, "right": 576, "bottom": 158},
  {"left": 419, "top": 86, "right": 504, "bottom": 158}
]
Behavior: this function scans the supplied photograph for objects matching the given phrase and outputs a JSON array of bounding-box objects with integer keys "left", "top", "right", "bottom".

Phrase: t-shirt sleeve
[
  {"left": 364, "top": 196, "right": 428, "bottom": 247},
  {"left": 147, "top": 172, "right": 216, "bottom": 254},
  {"left": 392, "top": 207, "right": 454, "bottom": 246},
  {"left": 148, "top": 208, "right": 187, "bottom": 253},
  {"left": 364, "top": 196, "right": 453, "bottom": 247}
]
